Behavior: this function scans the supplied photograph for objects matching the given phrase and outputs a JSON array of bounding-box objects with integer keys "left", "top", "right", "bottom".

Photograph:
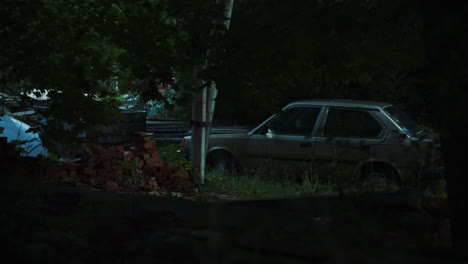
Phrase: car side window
[
  {"left": 267, "top": 107, "right": 321, "bottom": 135},
  {"left": 323, "top": 108, "right": 383, "bottom": 138}
]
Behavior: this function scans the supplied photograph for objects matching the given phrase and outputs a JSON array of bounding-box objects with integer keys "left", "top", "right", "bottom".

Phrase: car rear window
[
  {"left": 268, "top": 107, "right": 321, "bottom": 135},
  {"left": 383, "top": 106, "right": 422, "bottom": 137},
  {"left": 324, "top": 108, "right": 383, "bottom": 138}
]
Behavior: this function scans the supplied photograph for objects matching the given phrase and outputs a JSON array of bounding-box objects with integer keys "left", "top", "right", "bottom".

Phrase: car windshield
[{"left": 383, "top": 106, "right": 423, "bottom": 137}]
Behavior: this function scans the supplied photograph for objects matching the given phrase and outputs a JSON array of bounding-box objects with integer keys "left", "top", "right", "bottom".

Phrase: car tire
[
  {"left": 361, "top": 165, "right": 400, "bottom": 192},
  {"left": 207, "top": 151, "right": 238, "bottom": 175}
]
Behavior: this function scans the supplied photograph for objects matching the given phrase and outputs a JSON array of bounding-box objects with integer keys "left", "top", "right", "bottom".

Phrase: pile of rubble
[
  {"left": 1, "top": 132, "right": 191, "bottom": 196},
  {"left": 0, "top": 93, "right": 22, "bottom": 113},
  {"left": 0, "top": 92, "right": 37, "bottom": 117}
]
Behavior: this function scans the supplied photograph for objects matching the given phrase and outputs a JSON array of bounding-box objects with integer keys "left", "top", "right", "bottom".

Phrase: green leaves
[
  {"left": 211, "top": 0, "right": 430, "bottom": 123},
  {"left": 159, "top": 143, "right": 192, "bottom": 171},
  {"left": 0, "top": 0, "right": 218, "bottom": 151}
]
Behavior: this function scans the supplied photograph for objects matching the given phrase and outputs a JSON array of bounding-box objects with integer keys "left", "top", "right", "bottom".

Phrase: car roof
[{"left": 284, "top": 99, "right": 393, "bottom": 110}]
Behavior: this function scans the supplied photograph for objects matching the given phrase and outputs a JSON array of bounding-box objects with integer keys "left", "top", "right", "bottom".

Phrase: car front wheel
[{"left": 360, "top": 166, "right": 400, "bottom": 192}]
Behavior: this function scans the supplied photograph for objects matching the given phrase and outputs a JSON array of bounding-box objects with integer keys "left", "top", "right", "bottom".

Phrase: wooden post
[
  {"left": 191, "top": 0, "right": 234, "bottom": 184},
  {"left": 191, "top": 88, "right": 205, "bottom": 183}
]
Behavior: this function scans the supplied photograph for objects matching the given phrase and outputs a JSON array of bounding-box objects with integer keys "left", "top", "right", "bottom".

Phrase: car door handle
[{"left": 300, "top": 142, "right": 313, "bottom": 148}]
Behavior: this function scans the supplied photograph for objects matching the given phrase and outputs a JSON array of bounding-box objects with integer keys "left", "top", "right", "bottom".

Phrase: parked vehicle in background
[
  {"left": 183, "top": 99, "right": 445, "bottom": 188},
  {"left": 0, "top": 115, "right": 48, "bottom": 157}
]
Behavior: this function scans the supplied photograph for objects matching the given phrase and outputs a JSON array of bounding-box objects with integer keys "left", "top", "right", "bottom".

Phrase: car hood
[{"left": 412, "top": 128, "right": 440, "bottom": 143}]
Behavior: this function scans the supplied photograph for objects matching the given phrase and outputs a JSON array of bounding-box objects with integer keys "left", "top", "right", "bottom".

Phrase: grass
[
  {"left": 200, "top": 168, "right": 448, "bottom": 201},
  {"left": 202, "top": 169, "right": 340, "bottom": 200}
]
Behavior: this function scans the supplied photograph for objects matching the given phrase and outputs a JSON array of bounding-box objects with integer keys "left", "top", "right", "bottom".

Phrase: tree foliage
[
  {"left": 213, "top": 0, "right": 427, "bottom": 123},
  {"left": 1, "top": 0, "right": 215, "bottom": 149}
]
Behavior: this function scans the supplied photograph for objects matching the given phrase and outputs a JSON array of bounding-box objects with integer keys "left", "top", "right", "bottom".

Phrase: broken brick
[
  {"left": 134, "top": 150, "right": 145, "bottom": 158},
  {"left": 94, "top": 176, "right": 108, "bottom": 184},
  {"left": 143, "top": 158, "right": 154, "bottom": 167},
  {"left": 155, "top": 173, "right": 170, "bottom": 187},
  {"left": 131, "top": 157, "right": 144, "bottom": 168},
  {"left": 123, "top": 151, "right": 134, "bottom": 161},
  {"left": 143, "top": 180, "right": 158, "bottom": 192},
  {"left": 94, "top": 147, "right": 107, "bottom": 155},
  {"left": 150, "top": 151, "right": 160, "bottom": 160},
  {"left": 114, "top": 151, "right": 124, "bottom": 159},
  {"left": 159, "top": 163, "right": 178, "bottom": 176},
  {"left": 103, "top": 181, "right": 119, "bottom": 192},
  {"left": 108, "top": 146, "right": 117, "bottom": 153},
  {"left": 99, "top": 172, "right": 114, "bottom": 181},
  {"left": 85, "top": 160, "right": 98, "bottom": 168},
  {"left": 115, "top": 146, "right": 124, "bottom": 152},
  {"left": 64, "top": 164, "right": 75, "bottom": 170},
  {"left": 148, "top": 179, "right": 157, "bottom": 188},
  {"left": 36, "top": 158, "right": 52, "bottom": 168},
  {"left": 79, "top": 166, "right": 97, "bottom": 177},
  {"left": 169, "top": 170, "right": 190, "bottom": 181},
  {"left": 68, "top": 170, "right": 78, "bottom": 178},
  {"left": 102, "top": 160, "right": 112, "bottom": 170},
  {"left": 143, "top": 167, "right": 158, "bottom": 177},
  {"left": 136, "top": 141, "right": 156, "bottom": 151},
  {"left": 142, "top": 153, "right": 151, "bottom": 161},
  {"left": 153, "top": 161, "right": 164, "bottom": 167},
  {"left": 146, "top": 156, "right": 160, "bottom": 166},
  {"left": 134, "top": 132, "right": 148, "bottom": 137},
  {"left": 47, "top": 166, "right": 67, "bottom": 180},
  {"left": 135, "top": 136, "right": 152, "bottom": 143},
  {"left": 103, "top": 152, "right": 113, "bottom": 160}
]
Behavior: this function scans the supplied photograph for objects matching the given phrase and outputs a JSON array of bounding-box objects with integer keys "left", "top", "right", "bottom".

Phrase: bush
[{"left": 158, "top": 143, "right": 192, "bottom": 171}]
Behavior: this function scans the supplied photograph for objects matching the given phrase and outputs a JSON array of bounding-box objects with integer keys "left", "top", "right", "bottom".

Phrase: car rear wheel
[{"left": 207, "top": 151, "right": 238, "bottom": 175}]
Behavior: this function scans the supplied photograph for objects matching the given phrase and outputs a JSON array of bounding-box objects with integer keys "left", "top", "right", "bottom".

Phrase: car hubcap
[{"left": 216, "top": 162, "right": 227, "bottom": 173}]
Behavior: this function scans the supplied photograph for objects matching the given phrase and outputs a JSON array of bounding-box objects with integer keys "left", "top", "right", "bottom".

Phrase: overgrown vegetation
[
  {"left": 201, "top": 166, "right": 447, "bottom": 201},
  {"left": 203, "top": 170, "right": 334, "bottom": 200},
  {"left": 0, "top": 0, "right": 216, "bottom": 149},
  {"left": 153, "top": 143, "right": 446, "bottom": 200},
  {"left": 119, "top": 90, "right": 189, "bottom": 120},
  {"left": 158, "top": 143, "right": 193, "bottom": 171}
]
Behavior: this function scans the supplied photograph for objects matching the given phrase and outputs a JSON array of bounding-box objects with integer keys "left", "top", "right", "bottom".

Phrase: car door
[
  {"left": 313, "top": 107, "right": 386, "bottom": 179},
  {"left": 244, "top": 106, "right": 323, "bottom": 177}
]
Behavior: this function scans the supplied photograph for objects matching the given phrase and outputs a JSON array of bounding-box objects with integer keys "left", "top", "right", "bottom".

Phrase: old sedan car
[{"left": 183, "top": 99, "right": 445, "bottom": 187}]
